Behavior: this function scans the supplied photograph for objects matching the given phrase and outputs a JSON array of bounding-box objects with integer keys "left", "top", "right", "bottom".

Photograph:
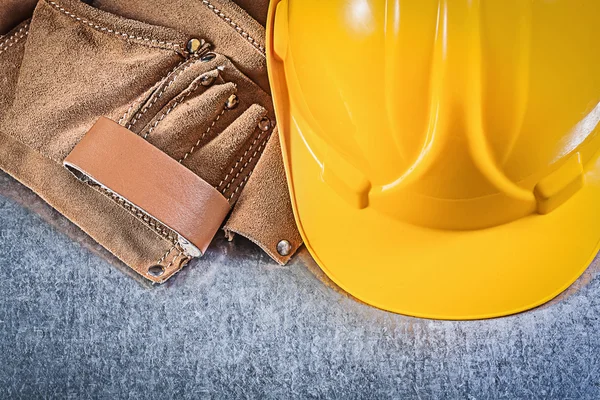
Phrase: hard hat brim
[
  {"left": 280, "top": 121, "right": 600, "bottom": 320},
  {"left": 266, "top": 0, "right": 600, "bottom": 320}
]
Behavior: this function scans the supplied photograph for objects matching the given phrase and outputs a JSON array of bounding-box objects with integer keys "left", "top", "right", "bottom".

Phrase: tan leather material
[
  {"left": 224, "top": 130, "right": 302, "bottom": 263},
  {"left": 94, "top": 0, "right": 272, "bottom": 93},
  {"left": 0, "top": 21, "right": 29, "bottom": 117},
  {"left": 0, "top": 0, "right": 37, "bottom": 34},
  {"left": 0, "top": 0, "right": 303, "bottom": 283},
  {"left": 64, "top": 117, "right": 231, "bottom": 256},
  {"left": 232, "top": 0, "right": 270, "bottom": 27}
]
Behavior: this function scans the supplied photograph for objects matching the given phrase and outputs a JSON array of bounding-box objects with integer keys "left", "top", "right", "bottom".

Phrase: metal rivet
[
  {"left": 201, "top": 52, "right": 217, "bottom": 62},
  {"left": 258, "top": 117, "right": 271, "bottom": 131},
  {"left": 147, "top": 265, "right": 165, "bottom": 277},
  {"left": 186, "top": 38, "right": 203, "bottom": 54},
  {"left": 200, "top": 74, "right": 215, "bottom": 87},
  {"left": 225, "top": 94, "right": 239, "bottom": 109},
  {"left": 277, "top": 240, "right": 292, "bottom": 257}
]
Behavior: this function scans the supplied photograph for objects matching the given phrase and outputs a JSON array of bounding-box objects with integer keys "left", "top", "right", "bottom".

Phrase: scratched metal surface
[{"left": 1, "top": 171, "right": 599, "bottom": 399}]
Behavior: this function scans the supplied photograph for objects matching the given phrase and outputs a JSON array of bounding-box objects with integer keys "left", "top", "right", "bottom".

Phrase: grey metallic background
[{"left": 1, "top": 171, "right": 599, "bottom": 399}]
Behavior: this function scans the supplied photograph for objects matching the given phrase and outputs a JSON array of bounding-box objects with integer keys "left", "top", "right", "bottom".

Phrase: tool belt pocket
[
  {"left": 0, "top": 0, "right": 299, "bottom": 282},
  {"left": 62, "top": 45, "right": 276, "bottom": 260}
]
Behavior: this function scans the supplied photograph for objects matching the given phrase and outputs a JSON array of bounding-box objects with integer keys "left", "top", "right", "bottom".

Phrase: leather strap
[{"left": 64, "top": 117, "right": 230, "bottom": 257}]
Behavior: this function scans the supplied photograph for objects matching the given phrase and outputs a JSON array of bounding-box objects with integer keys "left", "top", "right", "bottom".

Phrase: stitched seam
[
  {"left": 107, "top": 190, "right": 177, "bottom": 242},
  {"left": 156, "top": 245, "right": 176, "bottom": 265},
  {"left": 0, "top": 129, "right": 179, "bottom": 246},
  {"left": 142, "top": 77, "right": 214, "bottom": 139},
  {"left": 98, "top": 186, "right": 178, "bottom": 244},
  {"left": 118, "top": 102, "right": 136, "bottom": 126},
  {"left": 0, "top": 25, "right": 29, "bottom": 56},
  {"left": 127, "top": 59, "right": 189, "bottom": 129},
  {"left": 0, "top": 24, "right": 28, "bottom": 50},
  {"left": 225, "top": 131, "right": 271, "bottom": 201},
  {"left": 178, "top": 107, "right": 227, "bottom": 163},
  {"left": 118, "top": 61, "right": 189, "bottom": 127},
  {"left": 127, "top": 58, "right": 200, "bottom": 129},
  {"left": 199, "top": 0, "right": 265, "bottom": 56},
  {"left": 165, "top": 250, "right": 184, "bottom": 270},
  {"left": 47, "top": 0, "right": 183, "bottom": 52},
  {"left": 218, "top": 124, "right": 268, "bottom": 190}
]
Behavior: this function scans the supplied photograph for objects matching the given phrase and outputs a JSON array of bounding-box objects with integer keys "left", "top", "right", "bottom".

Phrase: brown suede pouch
[
  {"left": 231, "top": 0, "right": 269, "bottom": 27},
  {"left": 0, "top": 0, "right": 38, "bottom": 34},
  {"left": 0, "top": 0, "right": 301, "bottom": 282}
]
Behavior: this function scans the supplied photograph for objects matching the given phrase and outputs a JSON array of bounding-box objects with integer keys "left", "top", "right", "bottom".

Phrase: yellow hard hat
[{"left": 266, "top": 0, "right": 600, "bottom": 319}]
